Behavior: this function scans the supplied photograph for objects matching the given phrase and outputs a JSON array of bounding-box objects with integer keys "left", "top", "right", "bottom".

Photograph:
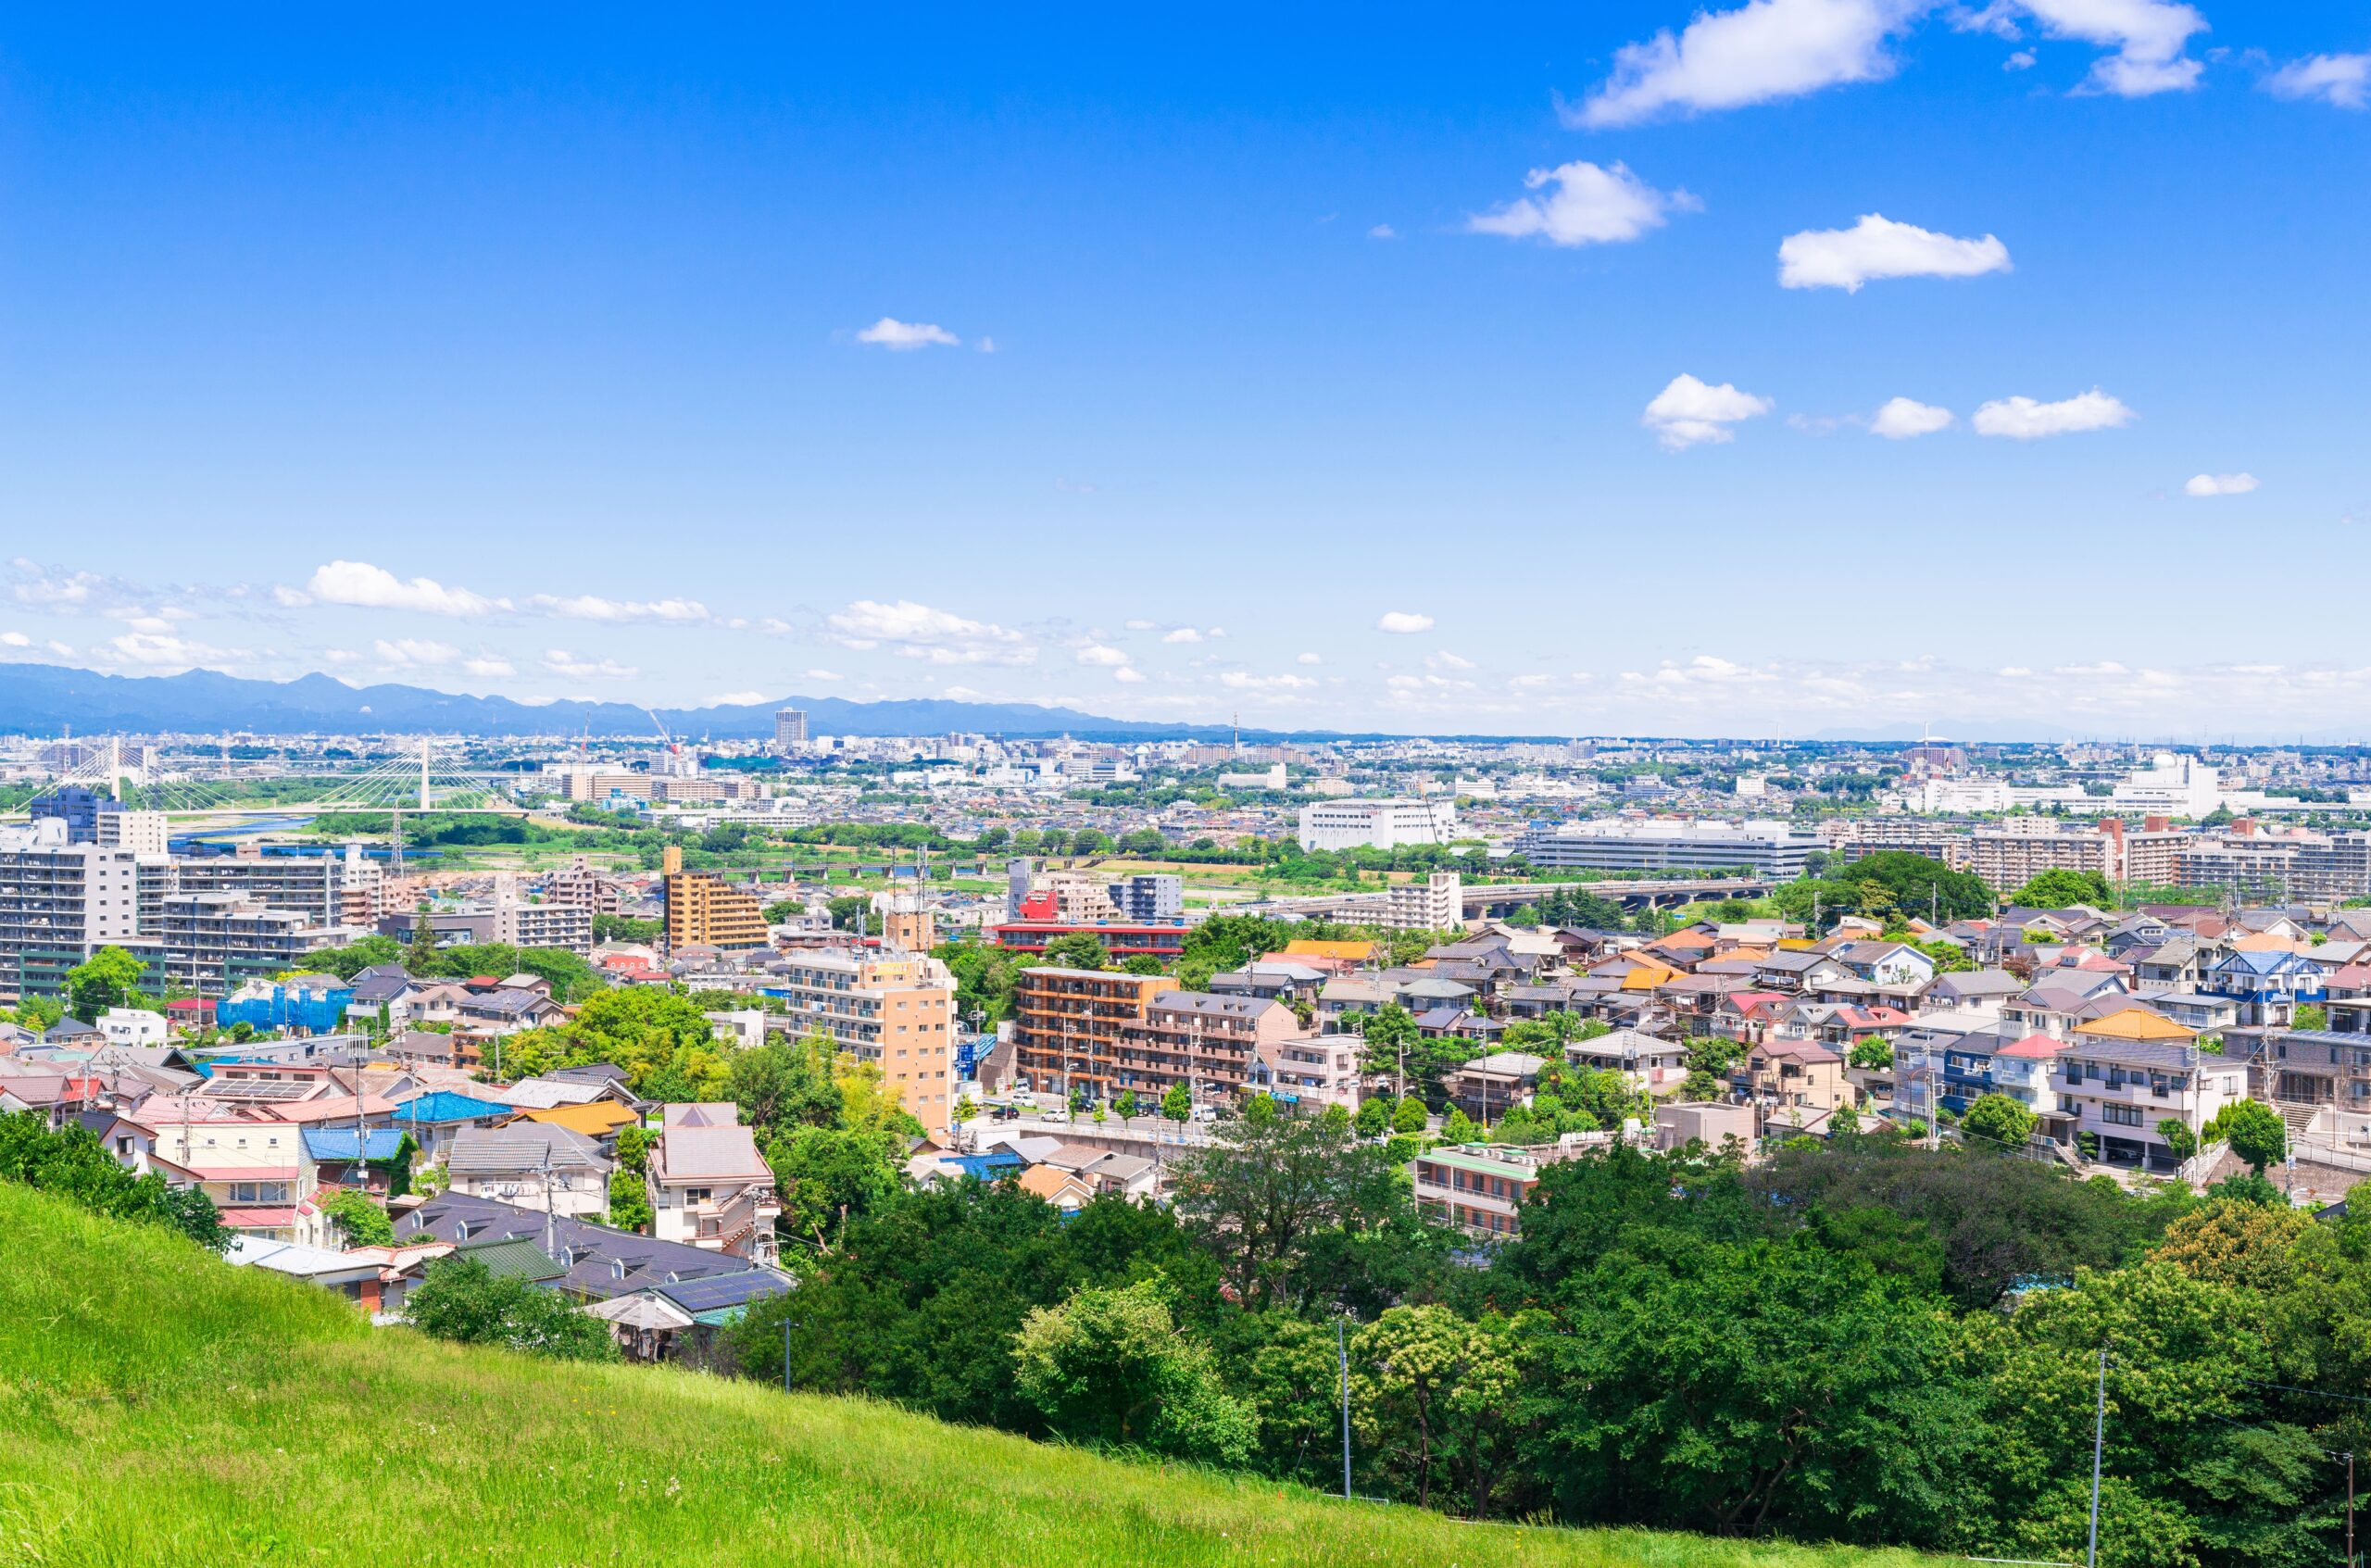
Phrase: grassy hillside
[{"left": 0, "top": 1185, "right": 1936, "bottom": 1568}]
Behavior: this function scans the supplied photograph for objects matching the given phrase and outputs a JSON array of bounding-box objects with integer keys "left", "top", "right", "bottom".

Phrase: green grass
[{"left": 0, "top": 1185, "right": 1937, "bottom": 1568}]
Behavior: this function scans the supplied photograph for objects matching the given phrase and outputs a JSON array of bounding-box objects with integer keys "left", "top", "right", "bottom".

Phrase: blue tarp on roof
[
  {"left": 301, "top": 1127, "right": 406, "bottom": 1161},
  {"left": 394, "top": 1091, "right": 511, "bottom": 1124},
  {"left": 943, "top": 1151, "right": 1025, "bottom": 1179}
]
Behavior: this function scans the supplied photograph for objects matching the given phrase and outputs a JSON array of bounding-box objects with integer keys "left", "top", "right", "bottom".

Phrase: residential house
[
  {"left": 1563, "top": 1027, "right": 1691, "bottom": 1096},
  {"left": 2203, "top": 948, "right": 2325, "bottom": 1028},
  {"left": 444, "top": 1125, "right": 613, "bottom": 1218},
  {"left": 1443, "top": 1051, "right": 1547, "bottom": 1123},
  {"left": 648, "top": 1104, "right": 780, "bottom": 1264},
  {"left": 1732, "top": 1039, "right": 1848, "bottom": 1127},
  {"left": 2052, "top": 1037, "right": 2245, "bottom": 1173}
]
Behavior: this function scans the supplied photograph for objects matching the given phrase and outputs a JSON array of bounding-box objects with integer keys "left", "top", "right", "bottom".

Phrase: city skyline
[{"left": 3, "top": 4, "right": 2367, "bottom": 734}]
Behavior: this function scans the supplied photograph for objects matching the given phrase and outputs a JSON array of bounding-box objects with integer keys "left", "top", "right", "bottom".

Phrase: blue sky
[{"left": 2, "top": 3, "right": 2366, "bottom": 738}]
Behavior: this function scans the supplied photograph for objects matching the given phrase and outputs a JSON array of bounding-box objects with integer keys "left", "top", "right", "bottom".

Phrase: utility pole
[
  {"left": 1336, "top": 1315, "right": 1352, "bottom": 1500},
  {"left": 2347, "top": 1450, "right": 2355, "bottom": 1568},
  {"left": 2087, "top": 1348, "right": 2109, "bottom": 1568}
]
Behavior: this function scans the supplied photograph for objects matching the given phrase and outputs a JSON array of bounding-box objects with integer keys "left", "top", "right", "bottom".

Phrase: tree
[
  {"left": 1114, "top": 1089, "right": 1137, "bottom": 1120},
  {"left": 406, "top": 903, "right": 438, "bottom": 972},
  {"left": 1040, "top": 932, "right": 1112, "bottom": 972},
  {"left": 614, "top": 1123, "right": 652, "bottom": 1175},
  {"left": 724, "top": 1032, "right": 842, "bottom": 1136},
  {"left": 2157, "top": 1118, "right": 2198, "bottom": 1163},
  {"left": 2294, "top": 1003, "right": 2328, "bottom": 1032},
  {"left": 1010, "top": 1279, "right": 1255, "bottom": 1465},
  {"left": 1352, "top": 1305, "right": 1529, "bottom": 1517},
  {"left": 1167, "top": 1100, "right": 1411, "bottom": 1310},
  {"left": 2010, "top": 868, "right": 2114, "bottom": 910},
  {"left": 1354, "top": 1004, "right": 1422, "bottom": 1085},
  {"left": 1391, "top": 1096, "right": 1428, "bottom": 1135},
  {"left": 2213, "top": 1099, "right": 2287, "bottom": 1174},
  {"left": 1353, "top": 1096, "right": 1391, "bottom": 1137},
  {"left": 319, "top": 1188, "right": 394, "bottom": 1248},
  {"left": 1160, "top": 1082, "right": 1192, "bottom": 1124},
  {"left": 1960, "top": 1092, "right": 2039, "bottom": 1152},
  {"left": 1848, "top": 1036, "right": 1895, "bottom": 1073},
  {"left": 1440, "top": 1106, "right": 1478, "bottom": 1144},
  {"left": 406, "top": 1257, "right": 618, "bottom": 1361},
  {"left": 65, "top": 946, "right": 147, "bottom": 1023},
  {"left": 606, "top": 1168, "right": 653, "bottom": 1233}
]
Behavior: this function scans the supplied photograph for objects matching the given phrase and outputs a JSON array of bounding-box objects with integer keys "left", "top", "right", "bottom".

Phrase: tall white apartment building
[{"left": 1380, "top": 871, "right": 1463, "bottom": 932}]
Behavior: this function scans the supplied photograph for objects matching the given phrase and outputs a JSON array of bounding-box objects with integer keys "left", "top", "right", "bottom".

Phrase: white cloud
[
  {"left": 1643, "top": 373, "right": 1775, "bottom": 450},
  {"left": 1075, "top": 644, "right": 1133, "bottom": 668},
  {"left": 526, "top": 593, "right": 709, "bottom": 623},
  {"left": 1160, "top": 626, "right": 1224, "bottom": 644},
  {"left": 1296, "top": 652, "right": 1323, "bottom": 665},
  {"left": 804, "top": 668, "right": 843, "bottom": 681},
  {"left": 541, "top": 649, "right": 637, "bottom": 680},
  {"left": 708, "top": 691, "right": 770, "bottom": 706},
  {"left": 1777, "top": 213, "right": 2011, "bottom": 291},
  {"left": 825, "top": 598, "right": 1035, "bottom": 666},
  {"left": 1574, "top": 0, "right": 1913, "bottom": 127},
  {"left": 1427, "top": 650, "right": 1478, "bottom": 671},
  {"left": 1368, "top": 223, "right": 1398, "bottom": 239},
  {"left": 2018, "top": 0, "right": 2206, "bottom": 97},
  {"left": 1574, "top": 0, "right": 2205, "bottom": 124},
  {"left": 855, "top": 317, "right": 960, "bottom": 350},
  {"left": 1113, "top": 667, "right": 1147, "bottom": 684},
  {"left": 1220, "top": 671, "right": 1320, "bottom": 691},
  {"left": 462, "top": 655, "right": 517, "bottom": 678},
  {"left": 2185, "top": 471, "right": 2259, "bottom": 496},
  {"left": 271, "top": 584, "right": 313, "bottom": 608},
  {"left": 1376, "top": 610, "right": 1436, "bottom": 634},
  {"left": 371, "top": 637, "right": 459, "bottom": 668},
  {"left": 0, "top": 631, "right": 29, "bottom": 647},
  {"left": 93, "top": 631, "right": 247, "bottom": 671},
  {"left": 1870, "top": 395, "right": 1956, "bottom": 438},
  {"left": 1467, "top": 160, "right": 1698, "bottom": 247},
  {"left": 2268, "top": 53, "right": 2369, "bottom": 109},
  {"left": 975, "top": 336, "right": 997, "bottom": 354},
  {"left": 307, "top": 560, "right": 510, "bottom": 617},
  {"left": 1971, "top": 387, "right": 2135, "bottom": 438}
]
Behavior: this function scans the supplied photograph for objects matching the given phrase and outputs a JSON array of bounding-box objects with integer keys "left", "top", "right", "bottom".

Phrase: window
[{"left": 2101, "top": 1103, "right": 2143, "bottom": 1128}]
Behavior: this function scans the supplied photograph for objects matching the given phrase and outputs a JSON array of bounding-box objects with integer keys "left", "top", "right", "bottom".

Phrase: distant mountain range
[{"left": 0, "top": 662, "right": 1252, "bottom": 741}]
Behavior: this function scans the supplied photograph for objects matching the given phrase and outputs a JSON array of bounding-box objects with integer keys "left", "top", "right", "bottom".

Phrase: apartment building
[
  {"left": 1256, "top": 1032, "right": 1363, "bottom": 1112},
  {"left": 772, "top": 708, "right": 808, "bottom": 755},
  {"left": 2295, "top": 833, "right": 2371, "bottom": 903},
  {"left": 0, "top": 819, "right": 144, "bottom": 1001},
  {"left": 1296, "top": 797, "right": 1459, "bottom": 852},
  {"left": 1118, "top": 990, "right": 1298, "bottom": 1104},
  {"left": 2176, "top": 838, "right": 2300, "bottom": 903},
  {"left": 543, "top": 856, "right": 624, "bottom": 916},
  {"left": 27, "top": 785, "right": 168, "bottom": 855},
  {"left": 1408, "top": 1141, "right": 1581, "bottom": 1241},
  {"left": 1513, "top": 819, "right": 1820, "bottom": 877},
  {"left": 1965, "top": 818, "right": 2185, "bottom": 892},
  {"left": 661, "top": 846, "right": 769, "bottom": 949},
  {"left": 1010, "top": 968, "right": 1172, "bottom": 1105},
  {"left": 1379, "top": 871, "right": 1462, "bottom": 933},
  {"left": 170, "top": 844, "right": 385, "bottom": 929},
  {"left": 765, "top": 948, "right": 957, "bottom": 1131},
  {"left": 1114, "top": 872, "right": 1184, "bottom": 922},
  {"left": 149, "top": 892, "right": 331, "bottom": 995}
]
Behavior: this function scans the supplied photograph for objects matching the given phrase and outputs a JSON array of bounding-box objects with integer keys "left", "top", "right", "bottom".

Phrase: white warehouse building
[{"left": 1296, "top": 797, "right": 1459, "bottom": 852}]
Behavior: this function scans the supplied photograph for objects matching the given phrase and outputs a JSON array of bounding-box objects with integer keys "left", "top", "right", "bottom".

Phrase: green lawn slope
[{"left": 0, "top": 1184, "right": 1938, "bottom": 1568}]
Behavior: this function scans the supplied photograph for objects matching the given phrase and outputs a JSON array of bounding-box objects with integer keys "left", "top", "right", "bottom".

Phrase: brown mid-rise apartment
[{"left": 661, "top": 845, "right": 770, "bottom": 950}]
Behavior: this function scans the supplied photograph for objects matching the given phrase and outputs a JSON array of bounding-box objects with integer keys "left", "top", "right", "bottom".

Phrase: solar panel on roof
[{"left": 654, "top": 1271, "right": 791, "bottom": 1312}]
